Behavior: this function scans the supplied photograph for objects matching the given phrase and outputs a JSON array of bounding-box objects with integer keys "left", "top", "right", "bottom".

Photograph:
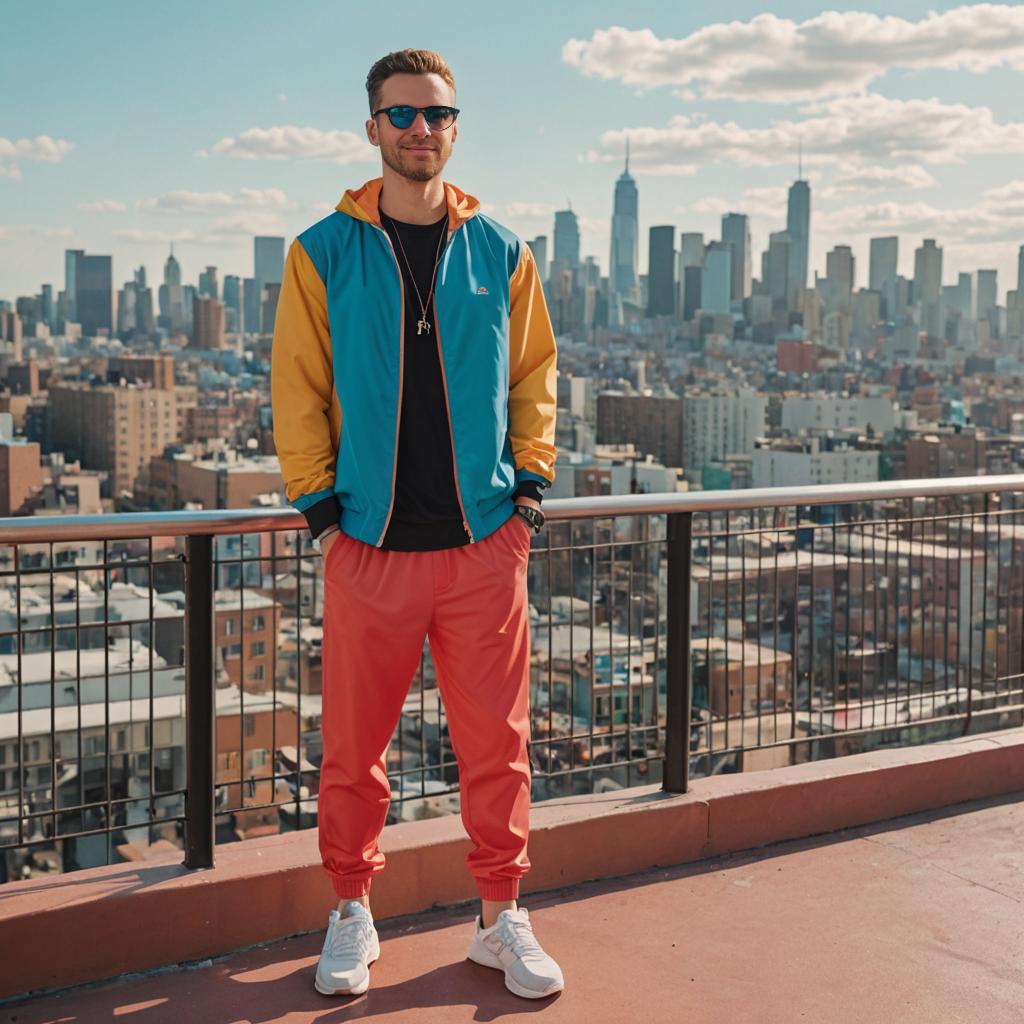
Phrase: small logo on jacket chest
[{"left": 476, "top": 286, "right": 489, "bottom": 295}]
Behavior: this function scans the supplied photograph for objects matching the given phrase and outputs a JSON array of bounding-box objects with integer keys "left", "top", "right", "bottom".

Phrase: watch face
[{"left": 517, "top": 505, "right": 544, "bottom": 530}]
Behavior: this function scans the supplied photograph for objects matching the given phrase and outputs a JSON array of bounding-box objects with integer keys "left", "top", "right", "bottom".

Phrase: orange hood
[{"left": 336, "top": 177, "right": 480, "bottom": 229}]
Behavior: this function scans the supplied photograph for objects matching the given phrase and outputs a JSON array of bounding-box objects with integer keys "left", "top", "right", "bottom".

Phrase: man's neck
[{"left": 378, "top": 166, "right": 447, "bottom": 225}]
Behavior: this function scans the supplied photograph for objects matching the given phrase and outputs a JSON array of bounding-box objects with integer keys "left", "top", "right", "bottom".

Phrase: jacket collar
[{"left": 336, "top": 177, "right": 479, "bottom": 229}]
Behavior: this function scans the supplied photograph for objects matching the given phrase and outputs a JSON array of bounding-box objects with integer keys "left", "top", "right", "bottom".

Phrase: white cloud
[
  {"left": 587, "top": 95, "right": 1024, "bottom": 172},
  {"left": 563, "top": 6, "right": 1024, "bottom": 102},
  {"left": 137, "top": 187, "right": 295, "bottom": 213},
  {"left": 207, "top": 213, "right": 286, "bottom": 237},
  {"left": 0, "top": 135, "right": 74, "bottom": 178},
  {"left": 0, "top": 224, "right": 75, "bottom": 241},
  {"left": 200, "top": 125, "right": 374, "bottom": 164},
  {"left": 79, "top": 198, "right": 128, "bottom": 212},
  {"left": 682, "top": 186, "right": 791, "bottom": 219},
  {"left": 817, "top": 196, "right": 1024, "bottom": 246},
  {"left": 113, "top": 227, "right": 198, "bottom": 245},
  {"left": 982, "top": 179, "right": 1024, "bottom": 203},
  {"left": 504, "top": 201, "right": 556, "bottom": 219},
  {"left": 112, "top": 211, "right": 287, "bottom": 247},
  {"left": 822, "top": 164, "right": 938, "bottom": 198}
]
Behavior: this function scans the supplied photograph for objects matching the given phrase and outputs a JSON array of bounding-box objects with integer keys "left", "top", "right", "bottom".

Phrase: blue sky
[{"left": 3, "top": 0, "right": 1024, "bottom": 301}]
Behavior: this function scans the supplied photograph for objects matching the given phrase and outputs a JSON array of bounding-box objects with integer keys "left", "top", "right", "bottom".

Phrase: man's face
[{"left": 366, "top": 72, "right": 457, "bottom": 183}]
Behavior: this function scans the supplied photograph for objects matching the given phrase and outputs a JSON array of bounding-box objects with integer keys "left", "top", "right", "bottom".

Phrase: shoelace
[
  {"left": 329, "top": 916, "right": 375, "bottom": 960},
  {"left": 496, "top": 918, "right": 547, "bottom": 961}
]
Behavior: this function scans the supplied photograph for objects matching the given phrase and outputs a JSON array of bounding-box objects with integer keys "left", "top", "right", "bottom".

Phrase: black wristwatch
[{"left": 514, "top": 503, "right": 545, "bottom": 534}]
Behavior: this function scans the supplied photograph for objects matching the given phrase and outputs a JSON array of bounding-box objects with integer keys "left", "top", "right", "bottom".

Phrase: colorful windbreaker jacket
[{"left": 270, "top": 177, "right": 558, "bottom": 547}]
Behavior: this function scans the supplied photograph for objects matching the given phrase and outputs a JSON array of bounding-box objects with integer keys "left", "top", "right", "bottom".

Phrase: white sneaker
[
  {"left": 314, "top": 902, "right": 380, "bottom": 996},
  {"left": 467, "top": 906, "right": 564, "bottom": 999}
]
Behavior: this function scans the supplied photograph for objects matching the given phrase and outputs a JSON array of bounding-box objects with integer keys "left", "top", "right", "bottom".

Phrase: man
[{"left": 271, "top": 49, "right": 562, "bottom": 1000}]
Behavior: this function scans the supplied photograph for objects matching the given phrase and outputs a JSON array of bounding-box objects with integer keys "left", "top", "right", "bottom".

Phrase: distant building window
[
  {"left": 251, "top": 614, "right": 265, "bottom": 632},
  {"left": 244, "top": 714, "right": 256, "bottom": 737},
  {"left": 224, "top": 617, "right": 236, "bottom": 635},
  {"left": 250, "top": 641, "right": 265, "bottom": 657}
]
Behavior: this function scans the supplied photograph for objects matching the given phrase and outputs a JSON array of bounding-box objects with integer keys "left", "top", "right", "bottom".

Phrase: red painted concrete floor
[{"left": 5, "top": 791, "right": 1023, "bottom": 1024}]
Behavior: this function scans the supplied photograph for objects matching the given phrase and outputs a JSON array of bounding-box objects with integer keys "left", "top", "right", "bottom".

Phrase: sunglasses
[{"left": 372, "top": 105, "right": 460, "bottom": 130}]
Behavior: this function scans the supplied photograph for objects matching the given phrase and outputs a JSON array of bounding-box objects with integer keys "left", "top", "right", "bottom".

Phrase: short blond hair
[{"left": 365, "top": 49, "right": 456, "bottom": 113}]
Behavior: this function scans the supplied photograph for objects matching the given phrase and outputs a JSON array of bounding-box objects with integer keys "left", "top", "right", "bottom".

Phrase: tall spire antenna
[{"left": 625, "top": 136, "right": 630, "bottom": 174}]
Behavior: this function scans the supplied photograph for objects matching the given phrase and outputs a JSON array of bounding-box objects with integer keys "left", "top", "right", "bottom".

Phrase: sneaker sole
[
  {"left": 467, "top": 949, "right": 563, "bottom": 1000},
  {"left": 314, "top": 953, "right": 379, "bottom": 997}
]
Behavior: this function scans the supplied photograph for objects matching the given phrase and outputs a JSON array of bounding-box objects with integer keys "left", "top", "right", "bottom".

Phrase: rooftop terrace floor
[{"left": 8, "top": 790, "right": 1023, "bottom": 1024}]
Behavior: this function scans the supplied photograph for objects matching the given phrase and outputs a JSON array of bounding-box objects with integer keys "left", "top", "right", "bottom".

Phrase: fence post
[
  {"left": 184, "top": 534, "right": 215, "bottom": 868},
  {"left": 664, "top": 511, "right": 693, "bottom": 793}
]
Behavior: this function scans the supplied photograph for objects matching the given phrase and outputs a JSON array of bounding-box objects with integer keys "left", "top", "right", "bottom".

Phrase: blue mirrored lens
[
  {"left": 388, "top": 106, "right": 416, "bottom": 128},
  {"left": 424, "top": 107, "right": 454, "bottom": 127}
]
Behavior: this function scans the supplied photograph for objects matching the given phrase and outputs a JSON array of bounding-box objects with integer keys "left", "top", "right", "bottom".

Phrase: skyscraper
[
  {"left": 134, "top": 265, "right": 155, "bottom": 336},
  {"left": 679, "top": 233, "right": 704, "bottom": 269},
  {"left": 646, "top": 226, "right": 676, "bottom": 317},
  {"left": 914, "top": 239, "right": 943, "bottom": 337},
  {"left": 976, "top": 269, "right": 998, "bottom": 331},
  {"left": 1018, "top": 244, "right": 1024, "bottom": 295},
  {"left": 678, "top": 232, "right": 704, "bottom": 321},
  {"left": 243, "top": 277, "right": 259, "bottom": 334},
  {"left": 721, "top": 213, "right": 751, "bottom": 303},
  {"left": 869, "top": 236, "right": 898, "bottom": 319},
  {"left": 193, "top": 295, "right": 225, "bottom": 349},
  {"left": 552, "top": 208, "right": 579, "bottom": 268},
  {"left": 609, "top": 140, "right": 638, "bottom": 302},
  {"left": 160, "top": 246, "right": 184, "bottom": 330},
  {"left": 701, "top": 242, "right": 732, "bottom": 316},
  {"left": 64, "top": 249, "right": 83, "bottom": 324},
  {"left": 117, "top": 280, "right": 137, "bottom": 336},
  {"left": 786, "top": 178, "right": 810, "bottom": 300},
  {"left": 824, "top": 245, "right": 855, "bottom": 316},
  {"left": 764, "top": 231, "right": 792, "bottom": 311},
  {"left": 254, "top": 236, "right": 285, "bottom": 317},
  {"left": 198, "top": 265, "right": 219, "bottom": 300},
  {"left": 869, "top": 237, "right": 898, "bottom": 292},
  {"left": 937, "top": 274, "right": 970, "bottom": 321},
  {"left": 75, "top": 254, "right": 113, "bottom": 336},
  {"left": 527, "top": 236, "right": 548, "bottom": 285},
  {"left": 40, "top": 284, "right": 54, "bottom": 331},
  {"left": 223, "top": 275, "right": 242, "bottom": 332}
]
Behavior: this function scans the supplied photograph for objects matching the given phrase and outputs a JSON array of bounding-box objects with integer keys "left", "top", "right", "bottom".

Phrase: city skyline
[{"left": 4, "top": 1, "right": 1024, "bottom": 298}]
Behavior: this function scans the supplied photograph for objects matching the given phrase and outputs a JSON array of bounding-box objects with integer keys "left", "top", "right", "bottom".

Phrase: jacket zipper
[{"left": 373, "top": 224, "right": 405, "bottom": 547}]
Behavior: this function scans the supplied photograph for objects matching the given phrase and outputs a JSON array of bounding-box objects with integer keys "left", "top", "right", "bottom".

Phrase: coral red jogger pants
[{"left": 318, "top": 512, "right": 534, "bottom": 901}]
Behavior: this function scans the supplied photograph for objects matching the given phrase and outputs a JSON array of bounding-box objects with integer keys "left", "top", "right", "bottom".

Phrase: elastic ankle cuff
[
  {"left": 332, "top": 876, "right": 372, "bottom": 899},
  {"left": 476, "top": 878, "right": 521, "bottom": 901}
]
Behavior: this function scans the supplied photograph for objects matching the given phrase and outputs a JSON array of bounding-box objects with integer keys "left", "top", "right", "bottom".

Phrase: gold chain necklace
[{"left": 384, "top": 212, "right": 448, "bottom": 336}]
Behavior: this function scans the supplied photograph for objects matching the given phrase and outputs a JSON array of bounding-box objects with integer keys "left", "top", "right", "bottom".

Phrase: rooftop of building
[{"left": 5, "top": 767, "right": 1021, "bottom": 1023}]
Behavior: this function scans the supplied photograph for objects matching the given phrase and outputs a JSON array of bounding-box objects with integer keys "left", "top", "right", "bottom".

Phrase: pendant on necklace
[{"left": 417, "top": 318, "right": 432, "bottom": 335}]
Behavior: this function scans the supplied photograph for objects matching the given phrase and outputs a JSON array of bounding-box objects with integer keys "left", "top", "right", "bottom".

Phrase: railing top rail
[{"left": 1, "top": 473, "right": 1022, "bottom": 543}]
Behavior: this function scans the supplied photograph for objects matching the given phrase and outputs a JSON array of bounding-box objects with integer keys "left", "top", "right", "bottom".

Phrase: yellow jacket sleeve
[
  {"left": 271, "top": 239, "right": 341, "bottom": 511},
  {"left": 507, "top": 244, "right": 558, "bottom": 487}
]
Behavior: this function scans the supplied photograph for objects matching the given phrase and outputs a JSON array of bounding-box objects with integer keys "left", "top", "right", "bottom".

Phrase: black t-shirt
[{"left": 379, "top": 211, "right": 470, "bottom": 551}]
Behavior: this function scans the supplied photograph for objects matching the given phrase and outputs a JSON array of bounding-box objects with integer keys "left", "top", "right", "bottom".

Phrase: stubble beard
[{"left": 380, "top": 140, "right": 449, "bottom": 183}]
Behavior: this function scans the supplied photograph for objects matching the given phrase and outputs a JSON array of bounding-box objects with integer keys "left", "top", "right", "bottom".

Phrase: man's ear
[{"left": 365, "top": 118, "right": 379, "bottom": 147}]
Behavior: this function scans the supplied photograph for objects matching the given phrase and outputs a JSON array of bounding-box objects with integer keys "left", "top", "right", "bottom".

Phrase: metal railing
[{"left": 2, "top": 474, "right": 1023, "bottom": 882}]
